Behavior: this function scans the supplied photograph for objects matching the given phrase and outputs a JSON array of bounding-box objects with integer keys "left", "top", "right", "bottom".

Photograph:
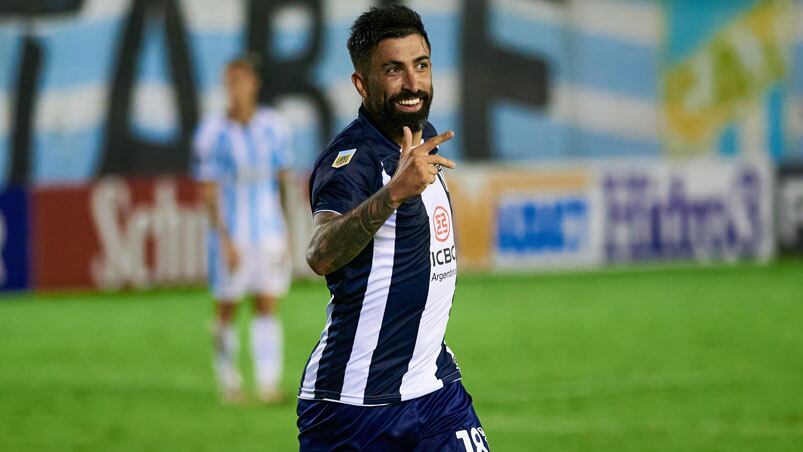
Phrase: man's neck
[
  {"left": 228, "top": 103, "right": 257, "bottom": 124},
  {"left": 362, "top": 105, "right": 423, "bottom": 148}
]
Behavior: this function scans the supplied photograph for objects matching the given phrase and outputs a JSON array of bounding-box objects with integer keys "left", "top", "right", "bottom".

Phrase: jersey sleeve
[
  {"left": 192, "top": 119, "right": 222, "bottom": 182},
  {"left": 310, "top": 147, "right": 379, "bottom": 216}
]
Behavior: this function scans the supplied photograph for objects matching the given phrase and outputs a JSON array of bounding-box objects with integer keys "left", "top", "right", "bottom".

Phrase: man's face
[
  {"left": 362, "top": 33, "right": 433, "bottom": 133},
  {"left": 225, "top": 64, "right": 260, "bottom": 107}
]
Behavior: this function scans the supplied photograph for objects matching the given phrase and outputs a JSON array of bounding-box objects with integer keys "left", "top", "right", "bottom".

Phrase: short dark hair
[
  {"left": 347, "top": 5, "right": 430, "bottom": 72},
  {"left": 227, "top": 52, "right": 262, "bottom": 77}
]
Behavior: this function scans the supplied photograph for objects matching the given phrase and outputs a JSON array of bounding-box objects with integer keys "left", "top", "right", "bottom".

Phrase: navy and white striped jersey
[{"left": 299, "top": 107, "right": 461, "bottom": 406}]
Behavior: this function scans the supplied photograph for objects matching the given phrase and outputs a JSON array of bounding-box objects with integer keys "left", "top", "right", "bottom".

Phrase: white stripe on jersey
[
  {"left": 301, "top": 297, "right": 335, "bottom": 391},
  {"left": 399, "top": 172, "right": 457, "bottom": 400},
  {"left": 339, "top": 171, "right": 397, "bottom": 405}
]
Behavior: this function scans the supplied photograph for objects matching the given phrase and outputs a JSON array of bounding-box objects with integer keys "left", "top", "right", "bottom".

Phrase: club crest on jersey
[
  {"left": 433, "top": 206, "right": 451, "bottom": 242},
  {"left": 332, "top": 149, "right": 357, "bottom": 168}
]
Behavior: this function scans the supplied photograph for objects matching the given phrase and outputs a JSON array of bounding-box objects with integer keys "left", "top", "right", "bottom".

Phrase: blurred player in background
[
  {"left": 193, "top": 54, "right": 293, "bottom": 404},
  {"left": 298, "top": 6, "right": 489, "bottom": 450}
]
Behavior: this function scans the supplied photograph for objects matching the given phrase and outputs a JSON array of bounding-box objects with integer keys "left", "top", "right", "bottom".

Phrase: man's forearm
[{"left": 307, "top": 186, "right": 398, "bottom": 275}]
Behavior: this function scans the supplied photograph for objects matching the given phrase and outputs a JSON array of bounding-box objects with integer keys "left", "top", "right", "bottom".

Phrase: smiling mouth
[{"left": 395, "top": 97, "right": 422, "bottom": 111}]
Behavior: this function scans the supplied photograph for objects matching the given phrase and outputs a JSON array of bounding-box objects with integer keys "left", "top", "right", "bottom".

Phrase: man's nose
[{"left": 401, "top": 66, "right": 419, "bottom": 92}]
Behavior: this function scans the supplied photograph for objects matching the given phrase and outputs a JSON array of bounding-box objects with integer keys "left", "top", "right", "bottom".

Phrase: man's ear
[{"left": 352, "top": 72, "right": 368, "bottom": 99}]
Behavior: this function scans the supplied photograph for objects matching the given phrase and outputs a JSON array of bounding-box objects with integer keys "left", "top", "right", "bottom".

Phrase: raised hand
[
  {"left": 387, "top": 126, "right": 456, "bottom": 208},
  {"left": 306, "top": 127, "right": 456, "bottom": 275}
]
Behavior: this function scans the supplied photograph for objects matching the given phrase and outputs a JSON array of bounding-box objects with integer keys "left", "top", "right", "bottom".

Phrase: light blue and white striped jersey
[{"left": 192, "top": 108, "right": 292, "bottom": 246}]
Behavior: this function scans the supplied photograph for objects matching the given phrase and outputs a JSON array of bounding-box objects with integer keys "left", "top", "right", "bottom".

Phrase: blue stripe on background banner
[
  {"left": 572, "top": 127, "right": 661, "bottom": 158},
  {"left": 136, "top": 15, "right": 172, "bottom": 84},
  {"left": 25, "top": 21, "right": 241, "bottom": 92},
  {"left": 36, "top": 18, "right": 121, "bottom": 90},
  {"left": 32, "top": 127, "right": 103, "bottom": 183},
  {"left": 491, "top": 11, "right": 658, "bottom": 99},
  {"left": 0, "top": 29, "right": 23, "bottom": 187},
  {"left": 0, "top": 27, "right": 23, "bottom": 87},
  {"left": 571, "top": 33, "right": 657, "bottom": 99},
  {"left": 664, "top": 0, "right": 757, "bottom": 65},
  {"left": 493, "top": 104, "right": 571, "bottom": 160},
  {"left": 718, "top": 123, "right": 739, "bottom": 157},
  {"left": 492, "top": 102, "right": 660, "bottom": 160},
  {"left": 767, "top": 85, "right": 784, "bottom": 161}
]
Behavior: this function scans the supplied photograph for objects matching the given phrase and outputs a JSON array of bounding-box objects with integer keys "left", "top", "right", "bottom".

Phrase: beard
[{"left": 366, "top": 84, "right": 433, "bottom": 134}]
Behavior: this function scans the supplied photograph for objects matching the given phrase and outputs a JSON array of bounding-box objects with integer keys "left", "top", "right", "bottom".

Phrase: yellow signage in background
[{"left": 662, "top": 0, "right": 795, "bottom": 158}]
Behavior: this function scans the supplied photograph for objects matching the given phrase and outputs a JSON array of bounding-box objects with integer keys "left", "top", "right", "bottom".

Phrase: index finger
[
  {"left": 412, "top": 130, "right": 455, "bottom": 155},
  {"left": 427, "top": 155, "right": 456, "bottom": 170}
]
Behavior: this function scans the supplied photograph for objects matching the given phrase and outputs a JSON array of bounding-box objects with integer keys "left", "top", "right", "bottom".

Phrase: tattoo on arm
[{"left": 307, "top": 187, "right": 397, "bottom": 275}]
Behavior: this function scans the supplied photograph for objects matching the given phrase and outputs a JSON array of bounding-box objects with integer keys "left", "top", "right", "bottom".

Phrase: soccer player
[
  {"left": 298, "top": 6, "right": 490, "bottom": 451},
  {"left": 193, "top": 55, "right": 292, "bottom": 404}
]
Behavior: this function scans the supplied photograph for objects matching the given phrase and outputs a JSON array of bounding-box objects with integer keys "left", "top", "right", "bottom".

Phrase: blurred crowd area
[{"left": 1, "top": 0, "right": 802, "bottom": 292}]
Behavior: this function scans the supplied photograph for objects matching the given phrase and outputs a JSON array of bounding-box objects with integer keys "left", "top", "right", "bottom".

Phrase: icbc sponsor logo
[{"left": 433, "top": 206, "right": 450, "bottom": 242}]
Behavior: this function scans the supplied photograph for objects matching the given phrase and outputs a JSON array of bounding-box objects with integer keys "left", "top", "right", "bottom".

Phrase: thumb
[{"left": 401, "top": 126, "right": 413, "bottom": 155}]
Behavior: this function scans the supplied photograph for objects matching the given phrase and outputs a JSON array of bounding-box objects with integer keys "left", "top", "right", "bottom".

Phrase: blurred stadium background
[{"left": 1, "top": 0, "right": 803, "bottom": 450}]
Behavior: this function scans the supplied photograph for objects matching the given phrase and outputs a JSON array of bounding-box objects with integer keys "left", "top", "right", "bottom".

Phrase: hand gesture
[{"left": 387, "top": 127, "right": 455, "bottom": 207}]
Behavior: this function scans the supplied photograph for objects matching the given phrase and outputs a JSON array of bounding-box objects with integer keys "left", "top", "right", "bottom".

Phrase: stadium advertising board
[
  {"left": 448, "top": 160, "right": 775, "bottom": 271},
  {"left": 32, "top": 176, "right": 207, "bottom": 291},
  {"left": 777, "top": 166, "right": 803, "bottom": 254},
  {"left": 601, "top": 159, "right": 774, "bottom": 263},
  {"left": 447, "top": 167, "right": 600, "bottom": 271},
  {"left": 0, "top": 185, "right": 31, "bottom": 291}
]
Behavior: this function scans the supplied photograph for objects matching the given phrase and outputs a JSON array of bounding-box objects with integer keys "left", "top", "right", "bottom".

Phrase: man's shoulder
[
  {"left": 313, "top": 120, "right": 384, "bottom": 173},
  {"left": 423, "top": 121, "right": 438, "bottom": 140}
]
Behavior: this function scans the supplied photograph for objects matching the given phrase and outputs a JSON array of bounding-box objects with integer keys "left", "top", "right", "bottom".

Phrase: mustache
[{"left": 389, "top": 90, "right": 430, "bottom": 103}]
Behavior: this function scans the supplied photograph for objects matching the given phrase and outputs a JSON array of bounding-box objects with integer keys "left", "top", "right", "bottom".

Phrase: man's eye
[
  {"left": 417, "top": 62, "right": 429, "bottom": 70},
  {"left": 386, "top": 66, "right": 399, "bottom": 74}
]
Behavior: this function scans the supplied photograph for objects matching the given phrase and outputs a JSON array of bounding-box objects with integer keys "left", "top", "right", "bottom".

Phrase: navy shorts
[{"left": 297, "top": 380, "right": 490, "bottom": 451}]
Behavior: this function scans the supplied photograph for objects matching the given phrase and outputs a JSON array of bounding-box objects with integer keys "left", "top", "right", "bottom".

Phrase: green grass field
[{"left": 2, "top": 261, "right": 803, "bottom": 451}]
